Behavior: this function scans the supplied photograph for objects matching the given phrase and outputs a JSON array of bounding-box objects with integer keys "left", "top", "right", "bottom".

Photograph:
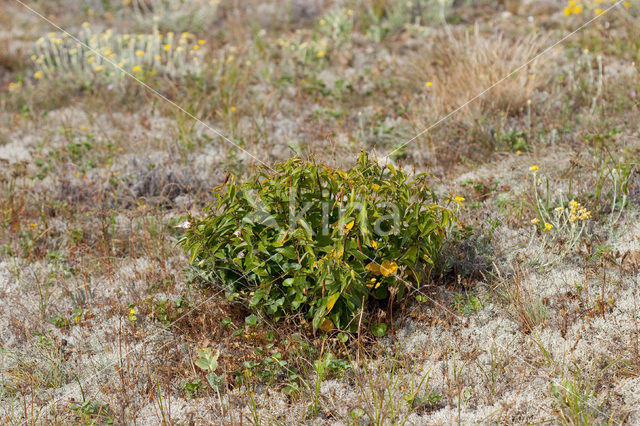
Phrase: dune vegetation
[{"left": 1, "top": 0, "right": 639, "bottom": 424}]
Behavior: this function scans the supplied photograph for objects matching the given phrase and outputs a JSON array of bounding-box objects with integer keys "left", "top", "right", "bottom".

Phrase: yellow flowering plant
[
  {"left": 31, "top": 24, "right": 205, "bottom": 85},
  {"left": 179, "top": 152, "right": 455, "bottom": 333},
  {"left": 527, "top": 166, "right": 591, "bottom": 260}
]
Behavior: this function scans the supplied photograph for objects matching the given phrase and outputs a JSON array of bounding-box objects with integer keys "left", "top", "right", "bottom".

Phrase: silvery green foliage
[
  {"left": 128, "top": 0, "right": 220, "bottom": 33},
  {"left": 32, "top": 23, "right": 205, "bottom": 83}
]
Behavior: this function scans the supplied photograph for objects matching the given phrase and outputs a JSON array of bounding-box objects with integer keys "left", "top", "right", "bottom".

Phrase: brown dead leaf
[{"left": 622, "top": 251, "right": 640, "bottom": 273}]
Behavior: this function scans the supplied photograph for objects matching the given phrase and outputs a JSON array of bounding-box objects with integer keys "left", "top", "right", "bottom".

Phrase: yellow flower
[
  {"left": 425, "top": 81, "right": 433, "bottom": 87},
  {"left": 345, "top": 220, "right": 355, "bottom": 232},
  {"left": 94, "top": 65, "right": 104, "bottom": 72},
  {"left": 515, "top": 150, "right": 522, "bottom": 156},
  {"left": 578, "top": 208, "right": 590, "bottom": 220},
  {"left": 366, "top": 262, "right": 381, "bottom": 276},
  {"left": 371, "top": 240, "right": 378, "bottom": 249},
  {"left": 136, "top": 50, "right": 144, "bottom": 56},
  {"left": 367, "top": 278, "right": 382, "bottom": 289},
  {"left": 554, "top": 206, "right": 564, "bottom": 212},
  {"left": 198, "top": 39, "right": 205, "bottom": 45},
  {"left": 34, "top": 71, "right": 43, "bottom": 79},
  {"left": 129, "top": 308, "right": 136, "bottom": 315},
  {"left": 87, "top": 56, "right": 95, "bottom": 63},
  {"left": 317, "top": 50, "right": 325, "bottom": 58},
  {"left": 543, "top": 222, "right": 553, "bottom": 232},
  {"left": 454, "top": 196, "right": 465, "bottom": 205},
  {"left": 193, "top": 44, "right": 199, "bottom": 50},
  {"left": 595, "top": 8, "right": 602, "bottom": 14},
  {"left": 624, "top": 1, "right": 630, "bottom": 7},
  {"left": 133, "top": 65, "right": 141, "bottom": 72},
  {"left": 531, "top": 218, "right": 540, "bottom": 224},
  {"left": 156, "top": 55, "right": 162, "bottom": 61},
  {"left": 568, "top": 200, "right": 578, "bottom": 212},
  {"left": 8, "top": 82, "right": 22, "bottom": 92},
  {"left": 231, "top": 106, "right": 237, "bottom": 112},
  {"left": 164, "top": 44, "right": 171, "bottom": 50},
  {"left": 319, "top": 317, "right": 334, "bottom": 332},
  {"left": 529, "top": 165, "right": 539, "bottom": 172},
  {"left": 380, "top": 260, "right": 398, "bottom": 277}
]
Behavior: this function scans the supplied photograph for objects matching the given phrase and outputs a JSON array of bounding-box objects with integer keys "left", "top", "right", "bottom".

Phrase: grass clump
[{"left": 179, "top": 152, "right": 456, "bottom": 333}]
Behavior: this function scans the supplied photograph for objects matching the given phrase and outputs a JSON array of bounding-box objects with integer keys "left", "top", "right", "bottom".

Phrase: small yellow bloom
[
  {"left": 543, "top": 222, "right": 553, "bottom": 232},
  {"left": 87, "top": 56, "right": 95, "bottom": 63},
  {"left": 371, "top": 240, "right": 378, "bottom": 249},
  {"left": 529, "top": 165, "right": 539, "bottom": 172},
  {"left": 531, "top": 218, "right": 540, "bottom": 224},
  {"left": 425, "top": 81, "right": 433, "bottom": 87},
  {"left": 554, "top": 206, "right": 564, "bottom": 212},
  {"left": 29, "top": 223, "right": 37, "bottom": 228},
  {"left": 380, "top": 260, "right": 398, "bottom": 277},
  {"left": 231, "top": 106, "right": 237, "bottom": 112},
  {"left": 136, "top": 50, "right": 144, "bottom": 56},
  {"left": 198, "top": 39, "right": 205, "bottom": 45},
  {"left": 164, "top": 44, "right": 171, "bottom": 50},
  {"left": 156, "top": 55, "right": 162, "bottom": 61},
  {"left": 94, "top": 65, "right": 104, "bottom": 72},
  {"left": 317, "top": 50, "right": 325, "bottom": 58},
  {"left": 367, "top": 277, "right": 382, "bottom": 290},
  {"left": 319, "top": 19, "right": 326, "bottom": 25},
  {"left": 515, "top": 150, "right": 522, "bottom": 156},
  {"left": 454, "top": 196, "right": 465, "bottom": 205},
  {"left": 595, "top": 8, "right": 602, "bottom": 14},
  {"left": 133, "top": 65, "right": 141, "bottom": 72},
  {"left": 129, "top": 308, "right": 136, "bottom": 315},
  {"left": 345, "top": 220, "right": 355, "bottom": 231},
  {"left": 193, "top": 44, "right": 199, "bottom": 50},
  {"left": 366, "top": 262, "right": 381, "bottom": 276},
  {"left": 34, "top": 71, "right": 43, "bottom": 79},
  {"left": 226, "top": 55, "right": 235, "bottom": 63},
  {"left": 624, "top": 1, "right": 630, "bottom": 7}
]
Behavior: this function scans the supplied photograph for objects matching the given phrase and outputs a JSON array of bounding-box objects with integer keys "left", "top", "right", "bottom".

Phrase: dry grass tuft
[{"left": 418, "top": 28, "right": 552, "bottom": 120}]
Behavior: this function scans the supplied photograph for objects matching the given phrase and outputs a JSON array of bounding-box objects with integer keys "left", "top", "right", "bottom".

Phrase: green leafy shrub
[{"left": 179, "top": 152, "right": 456, "bottom": 333}]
